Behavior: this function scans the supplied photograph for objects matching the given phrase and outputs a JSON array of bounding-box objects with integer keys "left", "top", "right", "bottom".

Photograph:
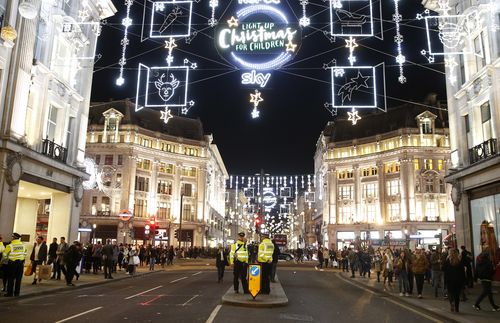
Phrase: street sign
[
  {"left": 273, "top": 234, "right": 287, "bottom": 246},
  {"left": 248, "top": 264, "right": 261, "bottom": 299}
]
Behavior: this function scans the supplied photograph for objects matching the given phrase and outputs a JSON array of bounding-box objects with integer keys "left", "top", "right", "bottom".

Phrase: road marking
[
  {"left": 54, "top": 306, "right": 103, "bottom": 323},
  {"left": 205, "top": 304, "right": 222, "bottom": 323},
  {"left": 336, "top": 274, "right": 444, "bottom": 323},
  {"left": 192, "top": 271, "right": 202, "bottom": 276},
  {"left": 140, "top": 295, "right": 164, "bottom": 306},
  {"left": 170, "top": 277, "right": 188, "bottom": 283},
  {"left": 124, "top": 285, "right": 163, "bottom": 300},
  {"left": 182, "top": 294, "right": 200, "bottom": 306},
  {"left": 77, "top": 294, "right": 104, "bottom": 298}
]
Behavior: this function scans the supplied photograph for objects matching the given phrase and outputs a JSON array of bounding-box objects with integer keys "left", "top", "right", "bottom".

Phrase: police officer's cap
[
  {"left": 238, "top": 232, "right": 245, "bottom": 237},
  {"left": 12, "top": 233, "right": 21, "bottom": 239},
  {"left": 260, "top": 232, "right": 270, "bottom": 237}
]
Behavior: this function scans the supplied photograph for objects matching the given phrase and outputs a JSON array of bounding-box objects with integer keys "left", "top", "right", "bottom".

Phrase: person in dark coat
[
  {"left": 473, "top": 251, "right": 500, "bottom": 311},
  {"left": 101, "top": 239, "right": 114, "bottom": 279},
  {"left": 443, "top": 249, "right": 466, "bottom": 312},
  {"left": 30, "top": 236, "right": 47, "bottom": 285},
  {"left": 316, "top": 247, "right": 324, "bottom": 270},
  {"left": 215, "top": 244, "right": 229, "bottom": 283},
  {"left": 48, "top": 238, "right": 58, "bottom": 266},
  {"left": 271, "top": 239, "right": 280, "bottom": 282},
  {"left": 63, "top": 241, "right": 82, "bottom": 286}
]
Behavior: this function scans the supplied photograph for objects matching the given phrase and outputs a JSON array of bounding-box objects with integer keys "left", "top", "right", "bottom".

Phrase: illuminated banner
[{"left": 216, "top": 4, "right": 301, "bottom": 70}]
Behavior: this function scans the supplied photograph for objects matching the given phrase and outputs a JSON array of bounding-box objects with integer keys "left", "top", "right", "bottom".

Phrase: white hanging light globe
[{"left": 18, "top": 2, "right": 38, "bottom": 20}]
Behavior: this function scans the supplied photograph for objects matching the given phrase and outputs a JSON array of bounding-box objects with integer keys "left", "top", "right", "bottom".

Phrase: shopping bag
[
  {"left": 332, "top": 260, "right": 338, "bottom": 268},
  {"left": 37, "top": 265, "right": 52, "bottom": 280},
  {"left": 24, "top": 262, "right": 33, "bottom": 276},
  {"left": 132, "top": 256, "right": 140, "bottom": 265}
]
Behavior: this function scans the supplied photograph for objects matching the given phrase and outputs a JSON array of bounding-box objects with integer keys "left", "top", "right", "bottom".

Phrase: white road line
[
  {"left": 205, "top": 304, "right": 222, "bottom": 323},
  {"left": 170, "top": 277, "right": 188, "bottom": 283},
  {"left": 182, "top": 294, "right": 200, "bottom": 306},
  {"left": 192, "top": 271, "right": 202, "bottom": 276},
  {"left": 336, "top": 274, "right": 444, "bottom": 323},
  {"left": 54, "top": 306, "right": 103, "bottom": 323},
  {"left": 124, "top": 285, "right": 163, "bottom": 300}
]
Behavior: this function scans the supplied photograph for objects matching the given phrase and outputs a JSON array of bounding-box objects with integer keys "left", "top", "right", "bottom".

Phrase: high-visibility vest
[
  {"left": 258, "top": 238, "right": 274, "bottom": 263},
  {"left": 230, "top": 240, "right": 248, "bottom": 264},
  {"left": 0, "top": 242, "right": 4, "bottom": 254},
  {"left": 3, "top": 239, "right": 27, "bottom": 261}
]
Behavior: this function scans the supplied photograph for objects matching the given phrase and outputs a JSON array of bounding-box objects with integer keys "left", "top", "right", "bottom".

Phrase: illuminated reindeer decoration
[{"left": 155, "top": 73, "right": 180, "bottom": 103}]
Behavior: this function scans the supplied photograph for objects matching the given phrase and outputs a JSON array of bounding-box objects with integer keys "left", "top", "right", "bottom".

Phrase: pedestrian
[
  {"left": 382, "top": 248, "right": 394, "bottom": 291},
  {"left": 54, "top": 237, "right": 68, "bottom": 280},
  {"left": 167, "top": 246, "right": 175, "bottom": 265},
  {"left": 473, "top": 251, "right": 500, "bottom": 311},
  {"left": 229, "top": 232, "right": 249, "bottom": 294},
  {"left": 64, "top": 241, "right": 82, "bottom": 286},
  {"left": 341, "top": 246, "right": 349, "bottom": 272},
  {"left": 258, "top": 232, "right": 274, "bottom": 295},
  {"left": 112, "top": 241, "right": 119, "bottom": 273},
  {"left": 460, "top": 246, "right": 473, "bottom": 288},
  {"left": 395, "top": 250, "right": 411, "bottom": 297},
  {"left": 30, "top": 236, "right": 47, "bottom": 285},
  {"left": 412, "top": 246, "right": 429, "bottom": 298},
  {"left": 0, "top": 236, "right": 6, "bottom": 292},
  {"left": 443, "top": 248, "right": 466, "bottom": 312},
  {"left": 149, "top": 245, "right": 157, "bottom": 271},
  {"left": 48, "top": 237, "right": 58, "bottom": 278},
  {"left": 323, "top": 247, "right": 330, "bottom": 268},
  {"left": 215, "top": 244, "right": 229, "bottom": 283},
  {"left": 2, "top": 233, "right": 27, "bottom": 297},
  {"left": 102, "top": 239, "right": 114, "bottom": 279},
  {"left": 315, "top": 247, "right": 324, "bottom": 270},
  {"left": 430, "top": 247, "right": 445, "bottom": 298},
  {"left": 92, "top": 241, "right": 102, "bottom": 274},
  {"left": 373, "top": 248, "right": 383, "bottom": 282},
  {"left": 271, "top": 239, "right": 280, "bottom": 282},
  {"left": 348, "top": 248, "right": 358, "bottom": 277}
]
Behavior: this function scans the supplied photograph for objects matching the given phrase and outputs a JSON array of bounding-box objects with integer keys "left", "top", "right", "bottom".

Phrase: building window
[
  {"left": 157, "top": 180, "right": 172, "bottom": 195},
  {"left": 95, "top": 155, "right": 101, "bottom": 165},
  {"left": 101, "top": 196, "right": 110, "bottom": 213},
  {"left": 366, "top": 204, "right": 377, "bottom": 223},
  {"left": 387, "top": 203, "right": 400, "bottom": 222},
  {"left": 425, "top": 201, "right": 438, "bottom": 221},
  {"left": 137, "top": 159, "right": 152, "bottom": 170},
  {"left": 182, "top": 204, "right": 195, "bottom": 222},
  {"left": 135, "top": 176, "right": 149, "bottom": 192},
  {"left": 159, "top": 163, "right": 174, "bottom": 174},
  {"left": 362, "top": 183, "right": 377, "bottom": 199},
  {"left": 415, "top": 179, "right": 421, "bottom": 193},
  {"left": 425, "top": 177, "right": 434, "bottom": 193},
  {"left": 421, "top": 118, "right": 432, "bottom": 134},
  {"left": 464, "top": 114, "right": 472, "bottom": 148},
  {"left": 338, "top": 206, "right": 352, "bottom": 224},
  {"left": 91, "top": 196, "right": 97, "bottom": 215},
  {"left": 481, "top": 102, "right": 493, "bottom": 142},
  {"left": 161, "top": 142, "right": 174, "bottom": 152},
  {"left": 117, "top": 155, "right": 123, "bottom": 165},
  {"left": 386, "top": 180, "right": 400, "bottom": 196},
  {"left": 116, "top": 173, "right": 122, "bottom": 187},
  {"left": 185, "top": 147, "right": 198, "bottom": 156},
  {"left": 182, "top": 167, "right": 197, "bottom": 177},
  {"left": 424, "top": 159, "right": 433, "bottom": 170},
  {"left": 182, "top": 183, "right": 193, "bottom": 197},
  {"left": 337, "top": 170, "right": 353, "bottom": 179},
  {"left": 414, "top": 159, "right": 420, "bottom": 171},
  {"left": 134, "top": 199, "right": 147, "bottom": 218},
  {"left": 157, "top": 202, "right": 171, "bottom": 219},
  {"left": 107, "top": 117, "right": 118, "bottom": 131},
  {"left": 361, "top": 167, "right": 377, "bottom": 176},
  {"left": 458, "top": 54, "right": 466, "bottom": 85},
  {"left": 338, "top": 185, "right": 353, "bottom": 200},
  {"left": 474, "top": 33, "right": 486, "bottom": 71},
  {"left": 65, "top": 116, "right": 75, "bottom": 148},
  {"left": 46, "top": 105, "right": 58, "bottom": 140},
  {"left": 385, "top": 162, "right": 400, "bottom": 174},
  {"left": 104, "top": 155, "right": 113, "bottom": 165},
  {"left": 439, "top": 179, "right": 446, "bottom": 193}
]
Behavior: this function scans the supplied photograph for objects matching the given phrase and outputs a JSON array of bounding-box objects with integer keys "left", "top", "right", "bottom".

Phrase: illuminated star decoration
[
  {"left": 165, "top": 38, "right": 177, "bottom": 65},
  {"left": 161, "top": 107, "right": 174, "bottom": 124},
  {"left": 345, "top": 37, "right": 358, "bottom": 66},
  {"left": 250, "top": 90, "right": 264, "bottom": 119},
  {"left": 227, "top": 16, "right": 239, "bottom": 28},
  {"left": 338, "top": 71, "right": 370, "bottom": 103},
  {"left": 393, "top": 0, "right": 406, "bottom": 83},
  {"left": 285, "top": 40, "right": 297, "bottom": 53},
  {"left": 445, "top": 56, "right": 458, "bottom": 85},
  {"left": 348, "top": 109, "right": 361, "bottom": 125},
  {"left": 78, "top": 9, "right": 90, "bottom": 22},
  {"left": 299, "top": 0, "right": 310, "bottom": 27}
]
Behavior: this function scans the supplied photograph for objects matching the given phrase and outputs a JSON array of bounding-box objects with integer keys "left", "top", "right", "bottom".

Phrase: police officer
[
  {"left": 258, "top": 232, "right": 274, "bottom": 295},
  {"left": 3, "top": 233, "right": 27, "bottom": 297},
  {"left": 230, "top": 232, "right": 249, "bottom": 294}
]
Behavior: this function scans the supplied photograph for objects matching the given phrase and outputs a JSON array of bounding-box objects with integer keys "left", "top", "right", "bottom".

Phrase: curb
[
  {"left": 221, "top": 281, "right": 288, "bottom": 308},
  {"left": 0, "top": 270, "right": 161, "bottom": 303},
  {"left": 336, "top": 272, "right": 467, "bottom": 323}
]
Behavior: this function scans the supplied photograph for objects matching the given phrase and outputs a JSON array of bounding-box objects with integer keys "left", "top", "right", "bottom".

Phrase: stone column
[
  {"left": 377, "top": 160, "right": 386, "bottom": 223},
  {"left": 328, "top": 166, "right": 337, "bottom": 225},
  {"left": 48, "top": 192, "right": 72, "bottom": 240},
  {"left": 399, "top": 155, "right": 412, "bottom": 222},
  {"left": 122, "top": 153, "right": 137, "bottom": 212},
  {"left": 13, "top": 198, "right": 37, "bottom": 242}
]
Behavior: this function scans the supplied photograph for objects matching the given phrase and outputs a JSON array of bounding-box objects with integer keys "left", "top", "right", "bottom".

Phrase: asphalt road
[{"left": 1, "top": 264, "right": 446, "bottom": 323}]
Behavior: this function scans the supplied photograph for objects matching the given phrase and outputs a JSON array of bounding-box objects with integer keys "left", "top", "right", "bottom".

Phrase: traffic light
[
  {"left": 174, "top": 229, "right": 179, "bottom": 239},
  {"left": 255, "top": 217, "right": 261, "bottom": 233}
]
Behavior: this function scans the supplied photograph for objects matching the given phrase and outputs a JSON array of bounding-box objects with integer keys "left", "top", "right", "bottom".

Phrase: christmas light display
[
  {"left": 299, "top": 0, "right": 310, "bottom": 27},
  {"left": 149, "top": 0, "right": 193, "bottom": 39},
  {"left": 347, "top": 108, "right": 361, "bottom": 125},
  {"left": 250, "top": 89, "right": 264, "bottom": 118},
  {"left": 116, "top": 0, "right": 133, "bottom": 86},
  {"left": 241, "top": 70, "right": 272, "bottom": 87},
  {"left": 393, "top": 0, "right": 406, "bottom": 84},
  {"left": 330, "top": 0, "right": 375, "bottom": 37},
  {"left": 208, "top": 0, "right": 219, "bottom": 27}
]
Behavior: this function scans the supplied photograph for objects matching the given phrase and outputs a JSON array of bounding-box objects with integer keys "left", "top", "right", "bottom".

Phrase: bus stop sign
[{"left": 248, "top": 264, "right": 261, "bottom": 299}]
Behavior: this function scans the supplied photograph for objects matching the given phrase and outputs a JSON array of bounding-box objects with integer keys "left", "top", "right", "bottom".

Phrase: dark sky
[{"left": 91, "top": 0, "right": 446, "bottom": 175}]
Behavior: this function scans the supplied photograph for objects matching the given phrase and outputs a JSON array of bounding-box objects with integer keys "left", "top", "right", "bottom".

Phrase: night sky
[{"left": 91, "top": 0, "right": 446, "bottom": 175}]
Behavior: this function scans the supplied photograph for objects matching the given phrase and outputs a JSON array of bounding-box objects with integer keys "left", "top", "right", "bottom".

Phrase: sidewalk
[
  {"left": 338, "top": 271, "right": 500, "bottom": 323},
  {"left": 0, "top": 259, "right": 215, "bottom": 302}
]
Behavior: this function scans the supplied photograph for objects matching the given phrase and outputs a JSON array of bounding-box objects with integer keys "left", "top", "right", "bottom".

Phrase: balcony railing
[
  {"left": 41, "top": 138, "right": 68, "bottom": 163},
  {"left": 469, "top": 138, "right": 498, "bottom": 165}
]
